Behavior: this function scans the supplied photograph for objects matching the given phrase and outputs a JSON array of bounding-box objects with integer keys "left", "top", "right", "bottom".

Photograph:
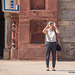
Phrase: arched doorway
[{"left": 0, "top": 0, "right": 5, "bottom": 59}]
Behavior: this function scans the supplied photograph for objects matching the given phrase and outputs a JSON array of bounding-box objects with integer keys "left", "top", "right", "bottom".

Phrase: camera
[{"left": 50, "top": 22, "right": 54, "bottom": 25}]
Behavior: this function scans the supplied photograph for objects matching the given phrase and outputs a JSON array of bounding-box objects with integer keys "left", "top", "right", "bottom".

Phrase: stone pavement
[{"left": 0, "top": 60, "right": 75, "bottom": 75}]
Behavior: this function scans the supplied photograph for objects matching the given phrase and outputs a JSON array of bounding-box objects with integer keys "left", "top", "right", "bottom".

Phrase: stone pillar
[
  {"left": 4, "top": 12, "right": 12, "bottom": 60},
  {"left": 11, "top": 13, "right": 19, "bottom": 60},
  {"left": 45, "top": 0, "right": 48, "bottom": 10},
  {"left": 27, "top": 0, "right": 30, "bottom": 10}
]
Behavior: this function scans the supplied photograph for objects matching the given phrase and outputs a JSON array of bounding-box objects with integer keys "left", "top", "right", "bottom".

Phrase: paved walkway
[{"left": 0, "top": 60, "right": 75, "bottom": 75}]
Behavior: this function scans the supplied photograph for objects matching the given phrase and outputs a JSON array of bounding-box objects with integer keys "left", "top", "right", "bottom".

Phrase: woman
[{"left": 42, "top": 21, "right": 60, "bottom": 71}]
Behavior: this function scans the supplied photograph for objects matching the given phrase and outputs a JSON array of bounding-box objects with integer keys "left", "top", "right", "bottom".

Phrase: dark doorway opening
[{"left": 0, "top": 0, "right": 5, "bottom": 59}]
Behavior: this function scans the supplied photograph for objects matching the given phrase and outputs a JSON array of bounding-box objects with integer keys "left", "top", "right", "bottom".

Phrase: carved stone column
[
  {"left": 4, "top": 12, "right": 12, "bottom": 59},
  {"left": 11, "top": 13, "right": 19, "bottom": 60}
]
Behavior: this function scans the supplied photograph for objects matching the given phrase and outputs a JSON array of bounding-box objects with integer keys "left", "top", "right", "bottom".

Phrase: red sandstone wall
[{"left": 14, "top": 0, "right": 58, "bottom": 60}]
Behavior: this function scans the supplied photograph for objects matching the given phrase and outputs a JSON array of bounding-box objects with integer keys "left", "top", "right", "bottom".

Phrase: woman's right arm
[{"left": 42, "top": 25, "right": 49, "bottom": 34}]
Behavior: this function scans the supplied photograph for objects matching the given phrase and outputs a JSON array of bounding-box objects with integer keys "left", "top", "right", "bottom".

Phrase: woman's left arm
[
  {"left": 54, "top": 23, "right": 60, "bottom": 34},
  {"left": 55, "top": 26, "right": 60, "bottom": 34}
]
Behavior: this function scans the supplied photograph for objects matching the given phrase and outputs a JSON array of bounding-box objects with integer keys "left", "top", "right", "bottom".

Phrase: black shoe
[
  {"left": 52, "top": 69, "right": 56, "bottom": 71},
  {"left": 46, "top": 69, "right": 49, "bottom": 71},
  {"left": 46, "top": 68, "right": 49, "bottom": 71}
]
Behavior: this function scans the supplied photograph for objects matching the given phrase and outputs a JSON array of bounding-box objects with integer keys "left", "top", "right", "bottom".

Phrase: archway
[{"left": 0, "top": 0, "right": 5, "bottom": 58}]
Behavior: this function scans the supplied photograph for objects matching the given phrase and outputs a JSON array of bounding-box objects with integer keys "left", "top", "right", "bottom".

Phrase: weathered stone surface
[
  {"left": 58, "top": 11, "right": 62, "bottom": 21},
  {"left": 62, "top": 38, "right": 75, "bottom": 42},
  {"left": 7, "top": 18, "right": 12, "bottom": 47},
  {"left": 58, "top": 42, "right": 75, "bottom": 60},
  {"left": 19, "top": 24, "right": 30, "bottom": 44},
  {"left": 18, "top": 44, "right": 58, "bottom": 60},
  {"left": 5, "top": 13, "right": 12, "bottom": 48},
  {"left": 59, "top": 26, "right": 75, "bottom": 38},
  {"left": 58, "top": 21, "right": 69, "bottom": 26},
  {"left": 62, "top": 10, "right": 75, "bottom": 20},
  {"left": 11, "top": 48, "right": 18, "bottom": 60},
  {"left": 58, "top": 0, "right": 75, "bottom": 61},
  {"left": 70, "top": 21, "right": 75, "bottom": 26},
  {"left": 4, "top": 13, "right": 12, "bottom": 59},
  {"left": 47, "top": 0, "right": 58, "bottom": 11},
  {"left": 19, "top": 48, "right": 46, "bottom": 60},
  {"left": 4, "top": 49, "right": 10, "bottom": 60},
  {"left": 59, "top": 1, "right": 75, "bottom": 9}
]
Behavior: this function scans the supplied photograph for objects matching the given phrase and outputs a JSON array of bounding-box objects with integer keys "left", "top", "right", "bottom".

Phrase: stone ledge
[
  {"left": 18, "top": 44, "right": 46, "bottom": 48},
  {"left": 61, "top": 38, "right": 75, "bottom": 42},
  {"left": 58, "top": 21, "right": 69, "bottom": 25}
]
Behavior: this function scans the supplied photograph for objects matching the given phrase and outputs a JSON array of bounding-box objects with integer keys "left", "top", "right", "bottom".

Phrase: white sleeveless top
[{"left": 46, "top": 28, "right": 56, "bottom": 42}]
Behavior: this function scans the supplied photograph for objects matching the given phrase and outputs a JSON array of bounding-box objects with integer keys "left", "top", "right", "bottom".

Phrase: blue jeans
[{"left": 46, "top": 42, "right": 56, "bottom": 68}]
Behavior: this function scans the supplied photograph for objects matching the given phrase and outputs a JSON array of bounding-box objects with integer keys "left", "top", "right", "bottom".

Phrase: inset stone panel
[
  {"left": 30, "top": 20, "right": 47, "bottom": 44},
  {"left": 30, "top": 0, "right": 45, "bottom": 10}
]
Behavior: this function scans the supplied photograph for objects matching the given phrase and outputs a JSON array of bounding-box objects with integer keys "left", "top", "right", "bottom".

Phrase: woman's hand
[
  {"left": 53, "top": 23, "right": 57, "bottom": 28},
  {"left": 53, "top": 23, "right": 60, "bottom": 34}
]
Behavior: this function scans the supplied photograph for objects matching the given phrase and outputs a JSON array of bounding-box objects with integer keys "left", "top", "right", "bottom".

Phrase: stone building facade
[
  {"left": 11, "top": 0, "right": 58, "bottom": 60},
  {"left": 0, "top": 0, "right": 75, "bottom": 60}
]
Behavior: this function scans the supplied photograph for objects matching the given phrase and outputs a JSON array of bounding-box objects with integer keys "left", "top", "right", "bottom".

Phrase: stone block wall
[{"left": 58, "top": 0, "right": 75, "bottom": 60}]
